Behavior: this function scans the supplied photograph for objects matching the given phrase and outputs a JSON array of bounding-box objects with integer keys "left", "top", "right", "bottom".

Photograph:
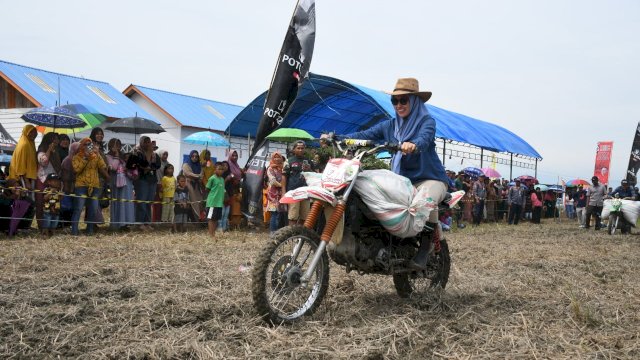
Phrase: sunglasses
[{"left": 391, "top": 96, "right": 409, "bottom": 106}]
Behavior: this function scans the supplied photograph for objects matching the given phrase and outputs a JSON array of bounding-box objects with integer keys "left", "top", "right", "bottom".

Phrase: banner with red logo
[{"left": 593, "top": 141, "right": 613, "bottom": 185}]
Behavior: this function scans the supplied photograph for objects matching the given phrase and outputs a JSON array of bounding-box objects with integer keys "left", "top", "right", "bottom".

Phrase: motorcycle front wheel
[
  {"left": 393, "top": 240, "right": 451, "bottom": 298},
  {"left": 252, "top": 226, "right": 330, "bottom": 325},
  {"left": 608, "top": 213, "right": 619, "bottom": 235}
]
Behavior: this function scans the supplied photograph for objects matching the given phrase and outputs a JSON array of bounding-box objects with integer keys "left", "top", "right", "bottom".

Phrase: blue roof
[
  {"left": 227, "top": 73, "right": 542, "bottom": 159},
  {"left": 126, "top": 85, "right": 244, "bottom": 130},
  {"left": 0, "top": 59, "right": 155, "bottom": 120}
]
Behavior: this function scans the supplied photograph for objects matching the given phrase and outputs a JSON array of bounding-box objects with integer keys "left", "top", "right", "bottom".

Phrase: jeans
[
  {"left": 218, "top": 205, "right": 230, "bottom": 231},
  {"left": 576, "top": 207, "right": 586, "bottom": 226},
  {"left": 42, "top": 212, "right": 59, "bottom": 229},
  {"left": 532, "top": 206, "right": 542, "bottom": 224},
  {"left": 565, "top": 204, "right": 575, "bottom": 219},
  {"left": 473, "top": 200, "right": 485, "bottom": 225},
  {"left": 71, "top": 186, "right": 98, "bottom": 235},
  {"left": 508, "top": 203, "right": 522, "bottom": 225},
  {"left": 134, "top": 180, "right": 156, "bottom": 224},
  {"left": 269, "top": 211, "right": 279, "bottom": 232}
]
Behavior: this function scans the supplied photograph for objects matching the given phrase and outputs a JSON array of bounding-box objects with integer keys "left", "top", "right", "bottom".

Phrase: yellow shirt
[
  {"left": 72, "top": 154, "right": 106, "bottom": 188},
  {"left": 161, "top": 176, "right": 176, "bottom": 198}
]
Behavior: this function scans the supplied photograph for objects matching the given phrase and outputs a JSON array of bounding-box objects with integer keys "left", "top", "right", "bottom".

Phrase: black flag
[
  {"left": 625, "top": 122, "right": 640, "bottom": 186},
  {"left": 243, "top": 0, "right": 316, "bottom": 222}
]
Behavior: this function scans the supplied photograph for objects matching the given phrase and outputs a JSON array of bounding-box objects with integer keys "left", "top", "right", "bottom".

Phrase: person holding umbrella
[
  {"left": 9, "top": 125, "right": 38, "bottom": 194},
  {"left": 131, "top": 136, "right": 161, "bottom": 230}
]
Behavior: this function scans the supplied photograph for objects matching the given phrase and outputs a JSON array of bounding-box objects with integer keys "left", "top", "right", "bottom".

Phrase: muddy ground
[{"left": 1, "top": 220, "right": 639, "bottom": 359}]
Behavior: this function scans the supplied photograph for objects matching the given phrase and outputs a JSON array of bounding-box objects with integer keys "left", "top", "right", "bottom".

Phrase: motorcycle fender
[{"left": 280, "top": 186, "right": 338, "bottom": 207}]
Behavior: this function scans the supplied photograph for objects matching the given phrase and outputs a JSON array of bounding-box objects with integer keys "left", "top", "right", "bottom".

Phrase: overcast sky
[{"left": 3, "top": 0, "right": 639, "bottom": 184}]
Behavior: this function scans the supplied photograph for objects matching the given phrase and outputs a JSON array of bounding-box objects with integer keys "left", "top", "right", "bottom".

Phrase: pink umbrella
[
  {"left": 566, "top": 178, "right": 590, "bottom": 187},
  {"left": 481, "top": 168, "right": 501, "bottom": 178}
]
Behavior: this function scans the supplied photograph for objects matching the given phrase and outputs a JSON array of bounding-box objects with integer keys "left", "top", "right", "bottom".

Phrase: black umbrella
[{"left": 104, "top": 116, "right": 165, "bottom": 134}]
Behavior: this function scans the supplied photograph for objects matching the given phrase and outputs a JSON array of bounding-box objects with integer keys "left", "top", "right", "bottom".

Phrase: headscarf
[
  {"left": 391, "top": 94, "right": 430, "bottom": 174},
  {"left": 9, "top": 124, "right": 38, "bottom": 180},
  {"left": 269, "top": 152, "right": 284, "bottom": 170},
  {"left": 227, "top": 150, "right": 242, "bottom": 179},
  {"left": 57, "top": 134, "right": 70, "bottom": 161},
  {"left": 186, "top": 150, "right": 201, "bottom": 174}
]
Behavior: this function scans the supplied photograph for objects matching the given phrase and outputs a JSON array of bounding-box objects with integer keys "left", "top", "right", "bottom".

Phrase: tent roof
[
  {"left": 0, "top": 122, "right": 18, "bottom": 152},
  {"left": 0, "top": 59, "right": 155, "bottom": 120},
  {"left": 227, "top": 73, "right": 542, "bottom": 159},
  {"left": 123, "top": 85, "right": 244, "bottom": 130}
]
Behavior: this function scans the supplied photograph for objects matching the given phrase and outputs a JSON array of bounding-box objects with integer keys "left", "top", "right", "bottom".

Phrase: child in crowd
[
  {"left": 174, "top": 174, "right": 190, "bottom": 233},
  {"left": 161, "top": 164, "right": 176, "bottom": 230},
  {"left": 205, "top": 163, "right": 225, "bottom": 239},
  {"left": 42, "top": 173, "right": 63, "bottom": 238}
]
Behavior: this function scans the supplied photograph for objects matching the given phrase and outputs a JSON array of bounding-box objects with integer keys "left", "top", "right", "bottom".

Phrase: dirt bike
[
  {"left": 607, "top": 196, "right": 633, "bottom": 235},
  {"left": 251, "top": 138, "right": 463, "bottom": 324}
]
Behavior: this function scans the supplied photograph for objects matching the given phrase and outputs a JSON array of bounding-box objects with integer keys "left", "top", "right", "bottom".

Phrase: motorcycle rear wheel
[
  {"left": 252, "top": 226, "right": 330, "bottom": 325},
  {"left": 393, "top": 240, "right": 451, "bottom": 298},
  {"left": 608, "top": 214, "right": 619, "bottom": 235}
]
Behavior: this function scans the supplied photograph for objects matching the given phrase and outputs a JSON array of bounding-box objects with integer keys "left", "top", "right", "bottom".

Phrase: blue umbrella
[
  {"left": 463, "top": 166, "right": 483, "bottom": 180},
  {"left": 183, "top": 131, "right": 230, "bottom": 148},
  {"left": 376, "top": 150, "right": 392, "bottom": 159},
  {"left": 0, "top": 153, "right": 11, "bottom": 165},
  {"left": 21, "top": 106, "right": 86, "bottom": 129}
]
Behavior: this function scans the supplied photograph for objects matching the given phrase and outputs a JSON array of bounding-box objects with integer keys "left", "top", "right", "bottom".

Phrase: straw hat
[{"left": 386, "top": 77, "right": 432, "bottom": 103}]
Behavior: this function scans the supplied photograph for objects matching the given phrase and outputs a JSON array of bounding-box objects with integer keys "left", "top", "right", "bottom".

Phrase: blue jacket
[{"left": 345, "top": 115, "right": 448, "bottom": 185}]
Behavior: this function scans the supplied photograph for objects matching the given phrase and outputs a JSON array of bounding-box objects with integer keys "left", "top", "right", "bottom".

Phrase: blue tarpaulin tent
[{"left": 226, "top": 73, "right": 541, "bottom": 159}]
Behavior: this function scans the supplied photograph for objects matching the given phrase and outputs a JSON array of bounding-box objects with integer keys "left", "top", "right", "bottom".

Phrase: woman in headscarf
[
  {"left": 89, "top": 128, "right": 109, "bottom": 226},
  {"left": 106, "top": 138, "right": 135, "bottom": 231},
  {"left": 182, "top": 150, "right": 204, "bottom": 221},
  {"left": 265, "top": 152, "right": 285, "bottom": 234},
  {"left": 227, "top": 149, "right": 243, "bottom": 228},
  {"left": 132, "top": 136, "right": 161, "bottom": 230},
  {"left": 59, "top": 141, "right": 80, "bottom": 227},
  {"left": 71, "top": 137, "right": 108, "bottom": 236},
  {"left": 35, "top": 132, "right": 60, "bottom": 229},
  {"left": 153, "top": 149, "right": 169, "bottom": 222},
  {"left": 9, "top": 124, "right": 38, "bottom": 193},
  {"left": 200, "top": 149, "right": 215, "bottom": 187},
  {"left": 57, "top": 134, "right": 70, "bottom": 162}
]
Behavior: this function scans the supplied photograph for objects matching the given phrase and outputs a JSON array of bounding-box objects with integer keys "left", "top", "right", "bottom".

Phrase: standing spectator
[
  {"left": 200, "top": 150, "right": 216, "bottom": 188},
  {"left": 565, "top": 191, "right": 575, "bottom": 219},
  {"left": 9, "top": 124, "right": 38, "bottom": 197},
  {"left": 266, "top": 152, "right": 285, "bottom": 234},
  {"left": 205, "top": 163, "right": 225, "bottom": 239},
  {"left": 106, "top": 138, "right": 135, "bottom": 231},
  {"left": 60, "top": 142, "right": 80, "bottom": 227},
  {"left": 57, "top": 134, "right": 70, "bottom": 163},
  {"left": 157, "top": 150, "right": 170, "bottom": 182},
  {"left": 574, "top": 185, "right": 588, "bottom": 228},
  {"left": 35, "top": 132, "right": 59, "bottom": 230},
  {"left": 585, "top": 176, "right": 607, "bottom": 230},
  {"left": 182, "top": 150, "right": 204, "bottom": 221},
  {"left": 543, "top": 190, "right": 556, "bottom": 218},
  {"left": 507, "top": 179, "right": 526, "bottom": 225},
  {"left": 89, "top": 128, "right": 108, "bottom": 227},
  {"left": 284, "top": 140, "right": 313, "bottom": 225},
  {"left": 174, "top": 174, "right": 190, "bottom": 232},
  {"left": 227, "top": 149, "right": 243, "bottom": 230},
  {"left": 41, "top": 173, "right": 63, "bottom": 237},
  {"left": 71, "top": 138, "right": 108, "bottom": 236},
  {"left": 161, "top": 164, "right": 177, "bottom": 231},
  {"left": 218, "top": 161, "right": 233, "bottom": 232},
  {"left": 472, "top": 174, "right": 487, "bottom": 226},
  {"left": 485, "top": 178, "right": 497, "bottom": 222},
  {"left": 531, "top": 188, "right": 543, "bottom": 224},
  {"left": 132, "top": 136, "right": 161, "bottom": 229}
]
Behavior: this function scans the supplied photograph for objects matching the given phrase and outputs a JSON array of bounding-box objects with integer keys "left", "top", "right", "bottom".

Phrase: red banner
[{"left": 594, "top": 141, "right": 614, "bottom": 185}]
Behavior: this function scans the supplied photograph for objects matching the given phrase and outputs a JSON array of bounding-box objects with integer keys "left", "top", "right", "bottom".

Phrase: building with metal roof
[
  {"left": 123, "top": 85, "right": 246, "bottom": 167},
  {"left": 0, "top": 59, "right": 157, "bottom": 149}
]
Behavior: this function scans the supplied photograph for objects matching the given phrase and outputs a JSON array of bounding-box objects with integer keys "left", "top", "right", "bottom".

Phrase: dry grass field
[{"left": 1, "top": 220, "right": 639, "bottom": 359}]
